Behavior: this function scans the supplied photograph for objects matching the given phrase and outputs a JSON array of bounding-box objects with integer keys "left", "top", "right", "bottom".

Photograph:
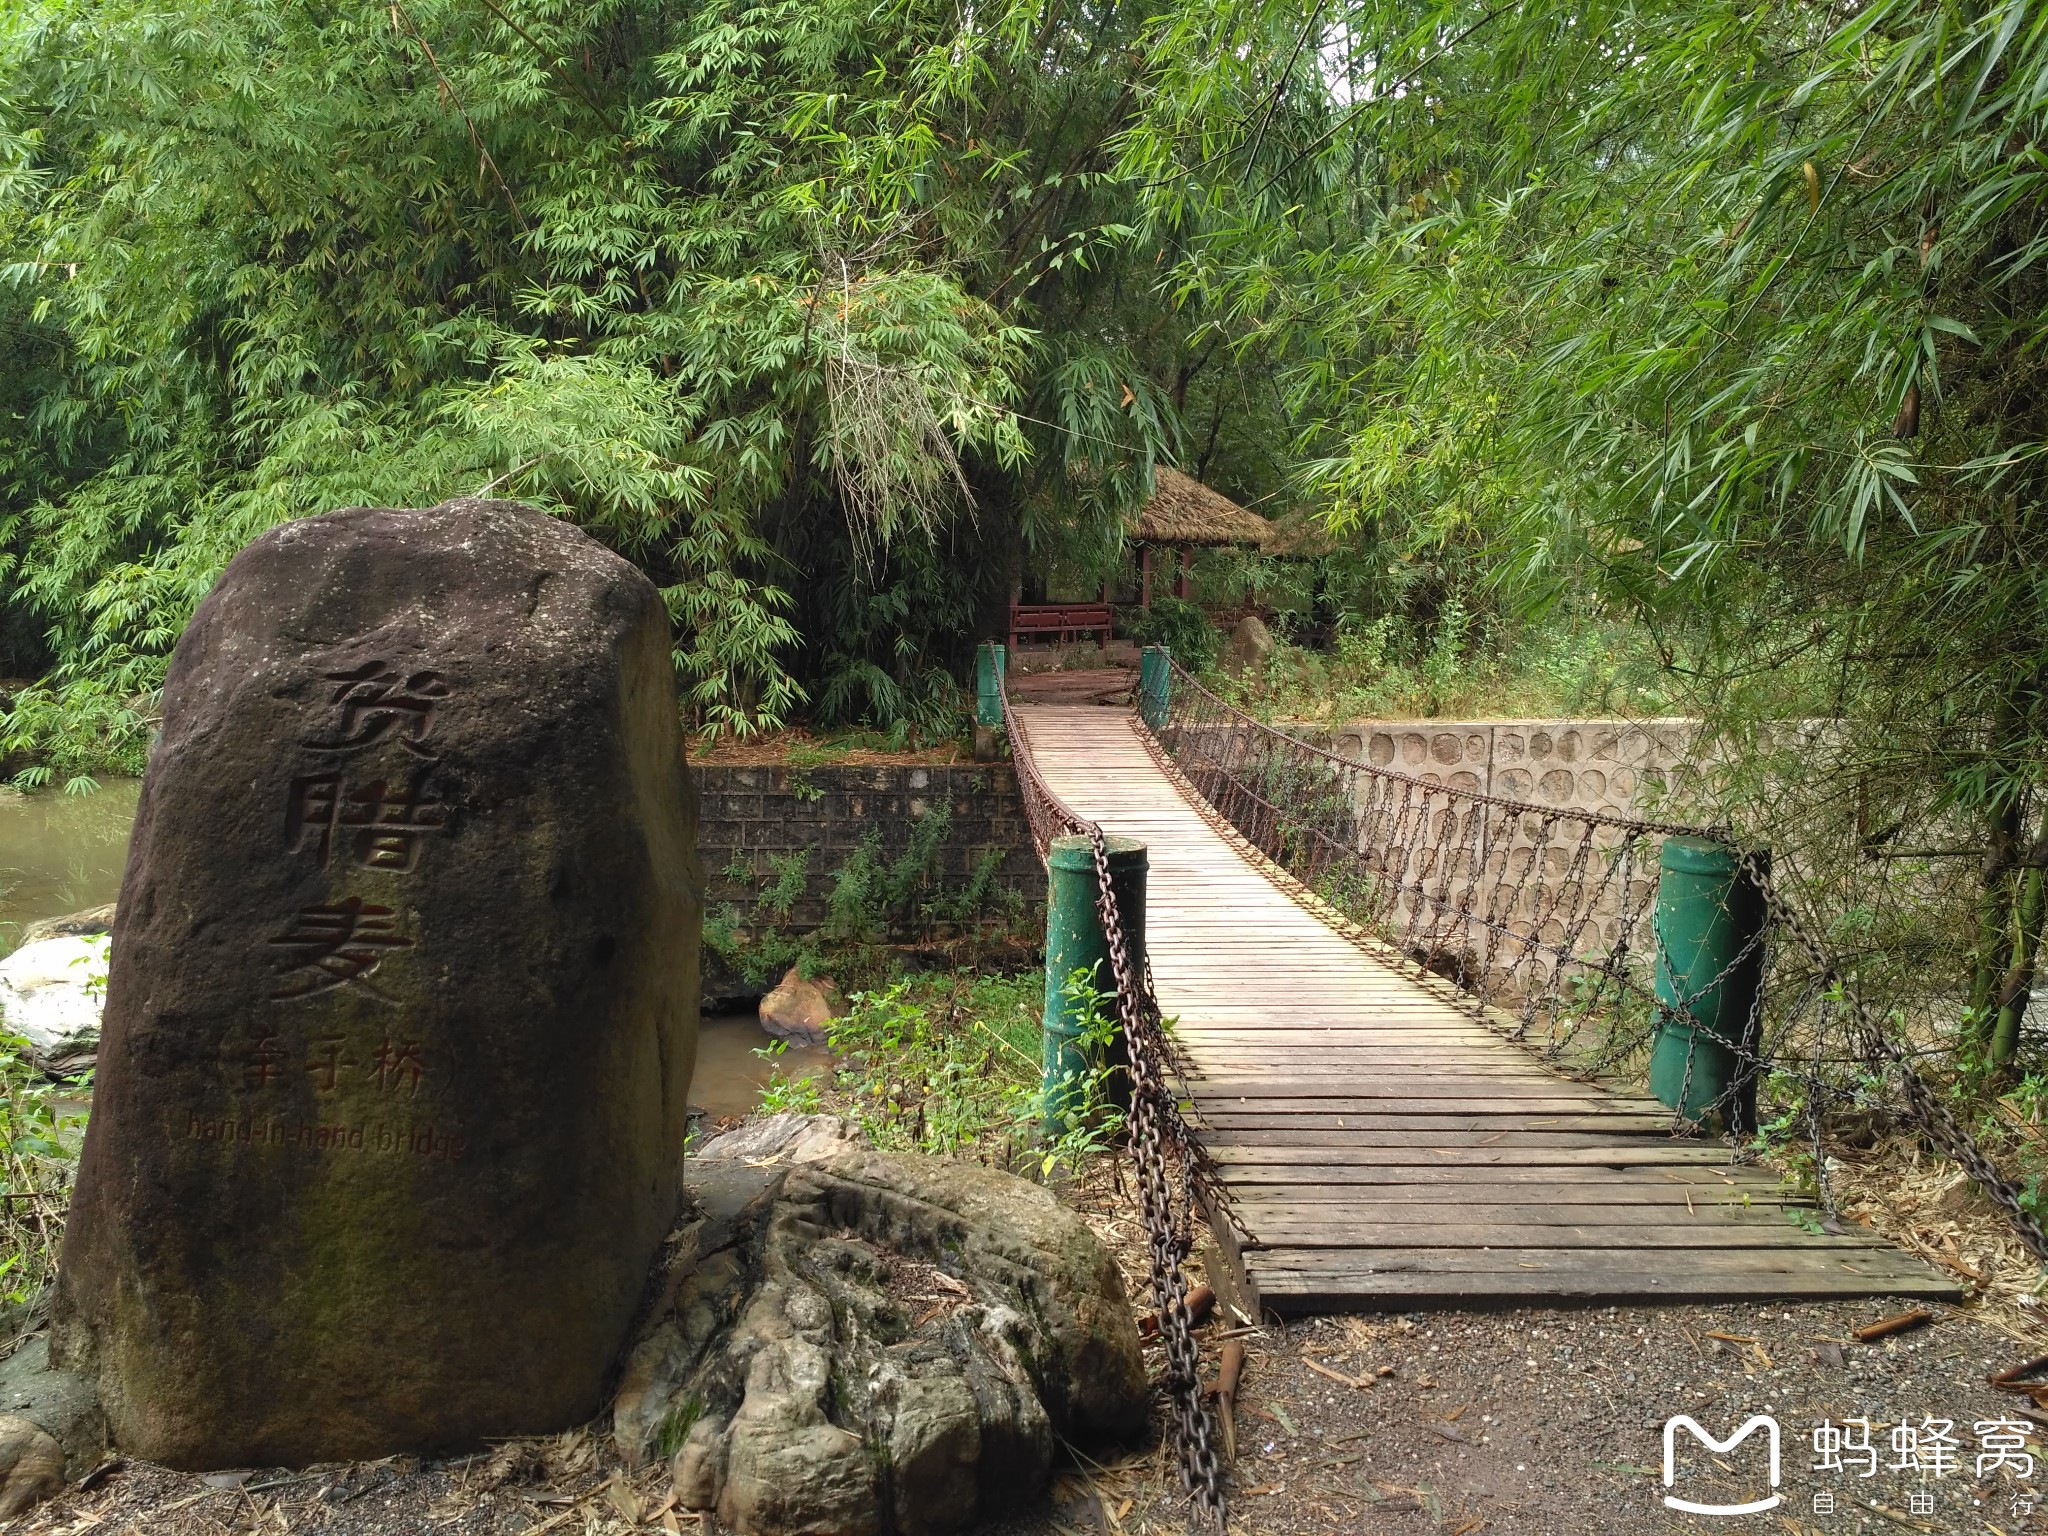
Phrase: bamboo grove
[{"left": 6, "top": 0, "right": 2048, "bottom": 1066}]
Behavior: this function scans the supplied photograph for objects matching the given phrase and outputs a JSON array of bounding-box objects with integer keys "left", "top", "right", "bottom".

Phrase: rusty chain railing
[
  {"left": 1150, "top": 655, "right": 2048, "bottom": 1260},
  {"left": 1153, "top": 656, "right": 1707, "bottom": 1069},
  {"left": 993, "top": 653, "right": 1230, "bottom": 1532}
]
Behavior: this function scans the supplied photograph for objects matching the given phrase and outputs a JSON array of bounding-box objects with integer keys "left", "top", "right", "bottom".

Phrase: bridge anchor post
[
  {"left": 1042, "top": 833, "right": 1146, "bottom": 1137},
  {"left": 1649, "top": 837, "right": 1769, "bottom": 1133},
  {"left": 973, "top": 642, "right": 1006, "bottom": 761},
  {"left": 1139, "top": 645, "right": 1171, "bottom": 729}
]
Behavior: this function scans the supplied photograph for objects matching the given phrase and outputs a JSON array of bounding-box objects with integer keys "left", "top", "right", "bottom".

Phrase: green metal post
[
  {"left": 973, "top": 643, "right": 1006, "bottom": 761},
  {"left": 1042, "top": 833, "right": 1146, "bottom": 1136},
  {"left": 1647, "top": 837, "right": 1769, "bottom": 1132},
  {"left": 1139, "top": 645, "right": 1170, "bottom": 729},
  {"left": 975, "top": 642, "right": 1006, "bottom": 729}
]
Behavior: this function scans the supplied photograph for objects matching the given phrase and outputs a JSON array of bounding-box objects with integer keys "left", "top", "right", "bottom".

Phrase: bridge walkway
[{"left": 1013, "top": 702, "right": 1955, "bottom": 1310}]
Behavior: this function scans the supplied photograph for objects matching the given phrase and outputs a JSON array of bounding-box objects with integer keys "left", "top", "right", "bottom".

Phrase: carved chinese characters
[
  {"left": 286, "top": 775, "right": 449, "bottom": 875},
  {"left": 266, "top": 897, "right": 415, "bottom": 1000},
  {"left": 54, "top": 498, "right": 701, "bottom": 1470},
  {"left": 305, "top": 660, "right": 452, "bottom": 755},
  {"left": 272, "top": 664, "right": 453, "bottom": 999}
]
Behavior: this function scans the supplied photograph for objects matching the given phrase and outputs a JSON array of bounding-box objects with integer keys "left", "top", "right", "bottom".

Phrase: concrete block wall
[
  {"left": 1307, "top": 720, "right": 1710, "bottom": 999},
  {"left": 1327, "top": 719, "right": 1701, "bottom": 821}
]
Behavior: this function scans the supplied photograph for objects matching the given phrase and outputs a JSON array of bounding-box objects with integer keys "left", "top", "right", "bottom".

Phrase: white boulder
[{"left": 0, "top": 936, "right": 110, "bottom": 1060}]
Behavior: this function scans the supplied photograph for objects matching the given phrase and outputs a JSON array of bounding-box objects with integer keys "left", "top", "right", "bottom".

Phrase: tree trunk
[
  {"left": 1969, "top": 802, "right": 2020, "bottom": 1033},
  {"left": 1969, "top": 685, "right": 2034, "bottom": 1045},
  {"left": 1991, "top": 857, "right": 2045, "bottom": 1068}
]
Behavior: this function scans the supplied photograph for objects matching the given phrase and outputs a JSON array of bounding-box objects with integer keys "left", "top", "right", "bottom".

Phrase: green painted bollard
[
  {"left": 1042, "top": 833, "right": 1146, "bottom": 1137},
  {"left": 1648, "top": 837, "right": 1769, "bottom": 1132},
  {"left": 976, "top": 642, "right": 1006, "bottom": 728},
  {"left": 973, "top": 642, "right": 1006, "bottom": 761},
  {"left": 1139, "top": 645, "right": 1170, "bottom": 729}
]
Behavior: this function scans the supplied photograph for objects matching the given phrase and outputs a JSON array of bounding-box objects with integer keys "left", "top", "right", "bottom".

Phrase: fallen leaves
[
  {"left": 1137, "top": 1283, "right": 1214, "bottom": 1338},
  {"left": 1707, "top": 1330, "right": 1776, "bottom": 1371}
]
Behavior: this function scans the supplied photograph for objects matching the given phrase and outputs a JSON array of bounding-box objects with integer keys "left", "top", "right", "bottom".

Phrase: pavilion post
[
  {"left": 1139, "top": 544, "right": 1155, "bottom": 609},
  {"left": 1177, "top": 544, "right": 1192, "bottom": 600}
]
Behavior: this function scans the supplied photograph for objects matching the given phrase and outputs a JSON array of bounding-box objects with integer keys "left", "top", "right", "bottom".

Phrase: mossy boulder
[
  {"left": 613, "top": 1114, "right": 1147, "bottom": 1536},
  {"left": 52, "top": 498, "right": 701, "bottom": 1469}
]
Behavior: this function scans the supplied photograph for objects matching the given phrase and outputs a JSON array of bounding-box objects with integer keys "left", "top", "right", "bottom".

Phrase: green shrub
[
  {"left": 823, "top": 968, "right": 1122, "bottom": 1180},
  {"left": 0, "top": 1036, "right": 86, "bottom": 1333},
  {"left": 1123, "top": 597, "right": 1218, "bottom": 673}
]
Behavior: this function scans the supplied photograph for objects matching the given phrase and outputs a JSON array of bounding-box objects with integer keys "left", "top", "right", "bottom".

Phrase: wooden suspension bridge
[{"left": 1010, "top": 689, "right": 1956, "bottom": 1313}]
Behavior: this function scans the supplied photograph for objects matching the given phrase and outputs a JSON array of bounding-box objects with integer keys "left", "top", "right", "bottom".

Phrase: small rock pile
[{"left": 613, "top": 1113, "right": 1148, "bottom": 1536}]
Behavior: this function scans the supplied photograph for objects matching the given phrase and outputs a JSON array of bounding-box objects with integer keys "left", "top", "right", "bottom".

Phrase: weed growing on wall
[{"left": 706, "top": 794, "right": 1030, "bottom": 990}]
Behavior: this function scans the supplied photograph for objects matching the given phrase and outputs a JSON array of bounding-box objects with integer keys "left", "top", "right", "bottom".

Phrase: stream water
[
  {"left": 0, "top": 779, "right": 141, "bottom": 951},
  {"left": 0, "top": 779, "right": 826, "bottom": 1116},
  {"left": 692, "top": 1013, "right": 833, "bottom": 1120}
]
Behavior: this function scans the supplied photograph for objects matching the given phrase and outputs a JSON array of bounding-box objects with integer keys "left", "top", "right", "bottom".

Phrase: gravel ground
[
  {"left": 15, "top": 1297, "right": 2045, "bottom": 1535},
  {"left": 14, "top": 1147, "right": 2048, "bottom": 1536},
  {"left": 1089, "top": 1297, "right": 2048, "bottom": 1536}
]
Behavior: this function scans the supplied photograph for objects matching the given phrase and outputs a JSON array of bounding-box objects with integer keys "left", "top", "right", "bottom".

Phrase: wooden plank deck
[{"left": 1014, "top": 703, "right": 1956, "bottom": 1312}]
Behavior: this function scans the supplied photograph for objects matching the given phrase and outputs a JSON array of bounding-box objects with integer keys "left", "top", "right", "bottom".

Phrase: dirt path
[{"left": 1079, "top": 1297, "right": 2047, "bottom": 1536}]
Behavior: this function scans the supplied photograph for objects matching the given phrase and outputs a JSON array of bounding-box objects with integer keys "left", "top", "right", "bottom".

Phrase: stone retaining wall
[
  {"left": 694, "top": 725, "right": 1707, "bottom": 1000},
  {"left": 695, "top": 763, "right": 1043, "bottom": 933}
]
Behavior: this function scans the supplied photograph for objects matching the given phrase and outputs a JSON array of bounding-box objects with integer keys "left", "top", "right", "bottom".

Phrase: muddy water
[
  {"left": 0, "top": 779, "right": 142, "bottom": 952},
  {"left": 692, "top": 1011, "right": 833, "bottom": 1120}
]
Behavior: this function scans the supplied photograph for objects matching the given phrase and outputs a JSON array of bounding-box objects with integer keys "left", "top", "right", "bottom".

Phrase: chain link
[
  {"left": 992, "top": 649, "right": 1229, "bottom": 1532},
  {"left": 1088, "top": 826, "right": 1227, "bottom": 1530},
  {"left": 1731, "top": 847, "right": 2048, "bottom": 1259}
]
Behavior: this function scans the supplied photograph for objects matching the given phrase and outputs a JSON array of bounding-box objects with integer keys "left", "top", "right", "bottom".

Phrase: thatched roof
[{"left": 1130, "top": 467, "right": 1278, "bottom": 548}]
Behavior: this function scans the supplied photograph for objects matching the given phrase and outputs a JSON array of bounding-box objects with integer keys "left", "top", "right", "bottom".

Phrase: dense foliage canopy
[
  {"left": 0, "top": 0, "right": 1298, "bottom": 765},
  {"left": 1118, "top": 0, "right": 2048, "bottom": 1053},
  {"left": 7, "top": 0, "right": 2048, "bottom": 1040}
]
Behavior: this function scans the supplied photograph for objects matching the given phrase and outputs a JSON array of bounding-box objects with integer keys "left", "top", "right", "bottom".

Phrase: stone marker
[{"left": 52, "top": 498, "right": 701, "bottom": 1469}]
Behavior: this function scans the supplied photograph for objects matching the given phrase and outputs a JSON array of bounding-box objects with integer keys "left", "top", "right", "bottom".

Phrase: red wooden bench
[{"left": 1008, "top": 602, "right": 1113, "bottom": 650}]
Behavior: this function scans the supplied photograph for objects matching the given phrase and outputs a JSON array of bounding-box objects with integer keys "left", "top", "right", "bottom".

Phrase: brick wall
[{"left": 694, "top": 763, "right": 1043, "bottom": 932}]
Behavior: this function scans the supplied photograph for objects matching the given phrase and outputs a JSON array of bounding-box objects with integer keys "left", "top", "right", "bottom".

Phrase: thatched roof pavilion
[
  {"left": 1131, "top": 467, "right": 1278, "bottom": 548},
  {"left": 1128, "top": 467, "right": 1277, "bottom": 605}
]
